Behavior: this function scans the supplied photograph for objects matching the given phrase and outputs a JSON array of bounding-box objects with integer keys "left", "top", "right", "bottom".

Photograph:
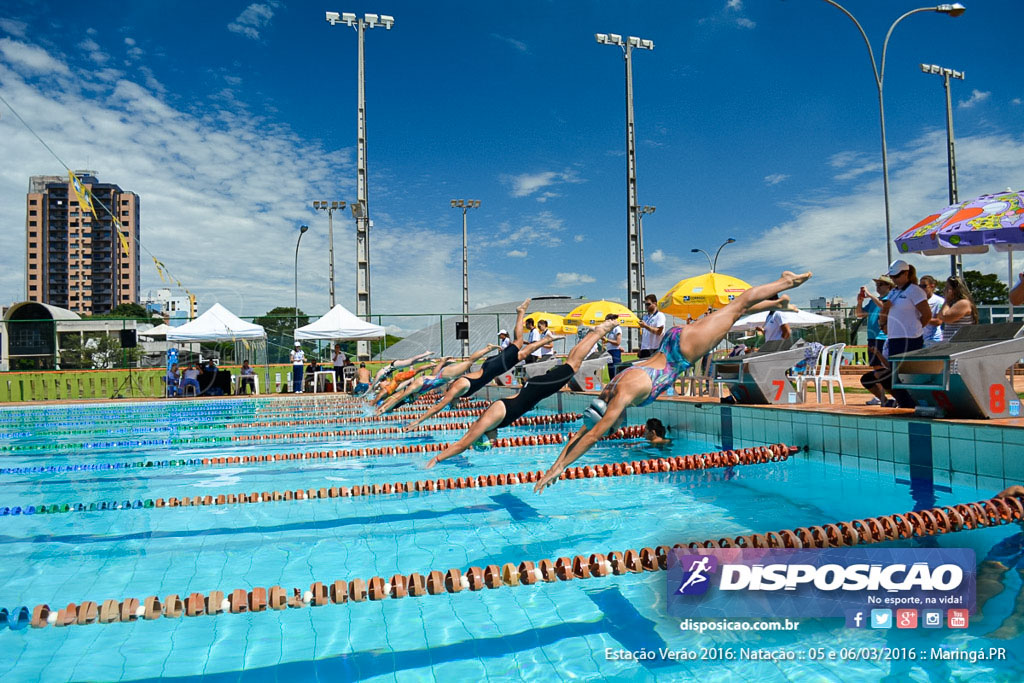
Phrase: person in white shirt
[
  {"left": 918, "top": 275, "right": 945, "bottom": 347},
  {"left": 757, "top": 297, "right": 791, "bottom": 342},
  {"left": 876, "top": 260, "right": 932, "bottom": 408},
  {"left": 290, "top": 342, "right": 306, "bottom": 393},
  {"left": 638, "top": 294, "right": 666, "bottom": 358},
  {"left": 497, "top": 329, "right": 511, "bottom": 350},
  {"left": 524, "top": 318, "right": 542, "bottom": 364},
  {"left": 603, "top": 313, "right": 623, "bottom": 377},
  {"left": 332, "top": 343, "right": 346, "bottom": 389},
  {"left": 536, "top": 319, "right": 555, "bottom": 359}
]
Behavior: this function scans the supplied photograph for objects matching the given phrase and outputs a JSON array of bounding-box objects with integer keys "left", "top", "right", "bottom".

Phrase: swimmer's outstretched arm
[
  {"left": 517, "top": 334, "right": 564, "bottom": 361},
  {"left": 533, "top": 389, "right": 635, "bottom": 493},
  {"left": 425, "top": 401, "right": 508, "bottom": 468}
]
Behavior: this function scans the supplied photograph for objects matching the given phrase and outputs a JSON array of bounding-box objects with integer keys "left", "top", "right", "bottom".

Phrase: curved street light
[
  {"left": 819, "top": 1, "right": 966, "bottom": 265},
  {"left": 691, "top": 238, "right": 736, "bottom": 273},
  {"left": 294, "top": 225, "right": 309, "bottom": 331}
]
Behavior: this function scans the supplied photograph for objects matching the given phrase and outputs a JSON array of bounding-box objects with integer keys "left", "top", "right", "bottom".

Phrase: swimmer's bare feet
[
  {"left": 780, "top": 271, "right": 813, "bottom": 289},
  {"left": 517, "top": 298, "right": 531, "bottom": 314},
  {"left": 593, "top": 319, "right": 619, "bottom": 335}
]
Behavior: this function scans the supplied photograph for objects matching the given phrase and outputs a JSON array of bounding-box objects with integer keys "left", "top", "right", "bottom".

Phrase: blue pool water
[{"left": 0, "top": 396, "right": 1022, "bottom": 682}]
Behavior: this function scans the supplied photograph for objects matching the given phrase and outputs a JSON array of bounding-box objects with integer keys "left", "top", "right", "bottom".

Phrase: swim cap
[{"left": 472, "top": 435, "right": 492, "bottom": 452}]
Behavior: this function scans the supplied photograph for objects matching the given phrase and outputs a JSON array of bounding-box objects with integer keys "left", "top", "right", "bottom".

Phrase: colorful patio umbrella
[
  {"left": 895, "top": 190, "right": 1024, "bottom": 255},
  {"left": 564, "top": 300, "right": 640, "bottom": 328},
  {"left": 658, "top": 272, "right": 751, "bottom": 320},
  {"left": 525, "top": 312, "right": 577, "bottom": 335}
]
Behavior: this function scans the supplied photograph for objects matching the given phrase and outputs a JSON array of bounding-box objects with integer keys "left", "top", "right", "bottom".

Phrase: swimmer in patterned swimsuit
[
  {"left": 376, "top": 344, "right": 499, "bottom": 415},
  {"left": 403, "top": 298, "right": 565, "bottom": 431},
  {"left": 424, "top": 320, "right": 621, "bottom": 468},
  {"left": 534, "top": 270, "right": 813, "bottom": 493}
]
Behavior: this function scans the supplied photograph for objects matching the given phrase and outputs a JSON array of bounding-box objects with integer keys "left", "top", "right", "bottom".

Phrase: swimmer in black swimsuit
[
  {"left": 404, "top": 299, "right": 561, "bottom": 431},
  {"left": 424, "top": 320, "right": 619, "bottom": 468}
]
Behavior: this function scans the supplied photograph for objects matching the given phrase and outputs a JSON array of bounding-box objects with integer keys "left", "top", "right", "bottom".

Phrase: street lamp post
[
  {"left": 691, "top": 238, "right": 736, "bottom": 273},
  {"left": 294, "top": 225, "right": 309, "bottom": 330},
  {"left": 312, "top": 200, "right": 347, "bottom": 308},
  {"left": 920, "top": 63, "right": 965, "bottom": 278},
  {"left": 451, "top": 199, "right": 481, "bottom": 358},
  {"left": 636, "top": 205, "right": 655, "bottom": 307},
  {"left": 596, "top": 32, "right": 654, "bottom": 352},
  {"left": 325, "top": 11, "right": 394, "bottom": 359},
  {"left": 819, "top": 2, "right": 966, "bottom": 266}
]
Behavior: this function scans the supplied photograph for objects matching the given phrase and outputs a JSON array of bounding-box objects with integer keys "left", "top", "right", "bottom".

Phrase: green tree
[
  {"left": 59, "top": 333, "right": 137, "bottom": 368},
  {"left": 89, "top": 302, "right": 159, "bottom": 320},
  {"left": 963, "top": 270, "right": 1008, "bottom": 305}
]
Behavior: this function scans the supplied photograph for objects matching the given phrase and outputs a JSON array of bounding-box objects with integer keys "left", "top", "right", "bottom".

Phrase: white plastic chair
[{"left": 798, "top": 343, "right": 846, "bottom": 404}]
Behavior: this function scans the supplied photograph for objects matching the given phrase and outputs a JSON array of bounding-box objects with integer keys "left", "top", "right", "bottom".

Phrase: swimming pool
[{"left": 0, "top": 395, "right": 1022, "bottom": 681}]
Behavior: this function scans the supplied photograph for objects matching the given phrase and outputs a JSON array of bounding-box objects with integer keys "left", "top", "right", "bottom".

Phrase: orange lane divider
[
  {"left": 151, "top": 443, "right": 795, "bottom": 510},
  {"left": 28, "top": 490, "right": 1022, "bottom": 630},
  {"left": 229, "top": 413, "right": 585, "bottom": 443}
]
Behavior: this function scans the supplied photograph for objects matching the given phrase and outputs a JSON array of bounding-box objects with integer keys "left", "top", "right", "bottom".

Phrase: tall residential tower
[{"left": 25, "top": 172, "right": 140, "bottom": 315}]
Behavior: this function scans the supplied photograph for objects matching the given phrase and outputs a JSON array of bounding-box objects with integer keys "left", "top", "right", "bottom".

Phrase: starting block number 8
[{"left": 989, "top": 384, "right": 1005, "bottom": 413}]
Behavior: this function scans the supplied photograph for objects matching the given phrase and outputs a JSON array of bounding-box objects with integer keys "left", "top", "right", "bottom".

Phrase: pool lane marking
[{"left": 17, "top": 491, "right": 1022, "bottom": 630}]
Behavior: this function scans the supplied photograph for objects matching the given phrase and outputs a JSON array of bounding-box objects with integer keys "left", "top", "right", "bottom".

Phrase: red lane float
[{"left": 29, "top": 492, "right": 1024, "bottom": 630}]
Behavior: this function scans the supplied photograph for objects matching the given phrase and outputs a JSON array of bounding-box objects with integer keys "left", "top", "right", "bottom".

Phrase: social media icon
[
  {"left": 845, "top": 610, "right": 866, "bottom": 628},
  {"left": 923, "top": 610, "right": 943, "bottom": 628},
  {"left": 896, "top": 609, "right": 918, "bottom": 629},
  {"left": 948, "top": 609, "right": 969, "bottom": 629},
  {"left": 871, "top": 609, "right": 892, "bottom": 629}
]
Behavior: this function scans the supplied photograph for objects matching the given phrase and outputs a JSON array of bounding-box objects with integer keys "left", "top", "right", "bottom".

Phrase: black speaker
[
  {"left": 120, "top": 329, "right": 137, "bottom": 348},
  {"left": 455, "top": 322, "right": 469, "bottom": 340}
]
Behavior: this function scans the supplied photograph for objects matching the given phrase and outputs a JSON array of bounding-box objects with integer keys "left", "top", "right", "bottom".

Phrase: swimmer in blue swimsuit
[
  {"left": 534, "top": 270, "right": 813, "bottom": 493},
  {"left": 376, "top": 344, "right": 499, "bottom": 415},
  {"left": 425, "top": 320, "right": 621, "bottom": 468},
  {"left": 404, "top": 299, "right": 565, "bottom": 431}
]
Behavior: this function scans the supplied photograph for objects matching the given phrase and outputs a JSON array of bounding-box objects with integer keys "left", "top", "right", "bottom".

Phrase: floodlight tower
[
  {"left": 451, "top": 199, "right": 481, "bottom": 358},
  {"left": 312, "top": 200, "right": 347, "bottom": 308},
  {"left": 920, "top": 63, "right": 965, "bottom": 277},
  {"left": 325, "top": 11, "right": 394, "bottom": 359},
  {"left": 596, "top": 32, "right": 654, "bottom": 352}
]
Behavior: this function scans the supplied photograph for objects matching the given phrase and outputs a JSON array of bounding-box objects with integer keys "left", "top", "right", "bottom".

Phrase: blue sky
[{"left": 1, "top": 0, "right": 1022, "bottom": 330}]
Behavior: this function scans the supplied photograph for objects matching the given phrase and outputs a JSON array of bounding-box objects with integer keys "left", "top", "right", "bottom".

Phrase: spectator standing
[
  {"left": 877, "top": 260, "right": 931, "bottom": 408},
  {"left": 537, "top": 320, "right": 555, "bottom": 360},
  {"left": 498, "top": 329, "right": 511, "bottom": 350},
  {"left": 332, "top": 343, "right": 345, "bottom": 387},
  {"left": 756, "top": 296, "right": 791, "bottom": 342},
  {"left": 603, "top": 313, "right": 623, "bottom": 378},
  {"left": 938, "top": 276, "right": 979, "bottom": 339},
  {"left": 290, "top": 342, "right": 305, "bottom": 393},
  {"left": 637, "top": 294, "right": 666, "bottom": 358},
  {"left": 856, "top": 275, "right": 893, "bottom": 406},
  {"left": 524, "top": 318, "right": 541, "bottom": 364},
  {"left": 919, "top": 275, "right": 945, "bottom": 347}
]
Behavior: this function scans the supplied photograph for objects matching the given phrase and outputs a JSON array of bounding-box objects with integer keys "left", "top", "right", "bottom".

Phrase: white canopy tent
[
  {"left": 167, "top": 303, "right": 268, "bottom": 392},
  {"left": 294, "top": 304, "right": 386, "bottom": 341},
  {"left": 731, "top": 309, "right": 835, "bottom": 331},
  {"left": 138, "top": 323, "right": 176, "bottom": 340}
]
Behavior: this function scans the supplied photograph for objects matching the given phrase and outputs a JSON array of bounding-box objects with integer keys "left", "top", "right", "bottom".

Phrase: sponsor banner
[{"left": 666, "top": 547, "right": 975, "bottom": 618}]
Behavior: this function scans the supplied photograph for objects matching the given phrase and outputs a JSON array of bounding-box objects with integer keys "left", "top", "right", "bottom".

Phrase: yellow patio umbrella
[
  {"left": 564, "top": 300, "right": 640, "bottom": 328},
  {"left": 658, "top": 272, "right": 751, "bottom": 320},
  {"left": 525, "top": 312, "right": 577, "bottom": 335}
]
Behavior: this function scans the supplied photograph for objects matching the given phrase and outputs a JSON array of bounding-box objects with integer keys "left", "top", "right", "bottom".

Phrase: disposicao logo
[
  {"left": 675, "top": 555, "right": 719, "bottom": 596},
  {"left": 666, "top": 548, "right": 975, "bottom": 619}
]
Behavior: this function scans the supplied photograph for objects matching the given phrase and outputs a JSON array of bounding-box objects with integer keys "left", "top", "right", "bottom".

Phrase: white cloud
[
  {"left": 0, "top": 19, "right": 28, "bottom": 38},
  {"left": 736, "top": 17, "right": 756, "bottom": 29},
  {"left": 482, "top": 211, "right": 565, "bottom": 248},
  {"left": 764, "top": 173, "right": 789, "bottom": 186},
  {"left": 958, "top": 89, "right": 990, "bottom": 109},
  {"left": 501, "top": 168, "right": 583, "bottom": 200},
  {"left": 725, "top": 0, "right": 756, "bottom": 29},
  {"left": 555, "top": 272, "right": 596, "bottom": 286},
  {"left": 1013, "top": 98, "right": 1022, "bottom": 106},
  {"left": 507, "top": 249, "right": 528, "bottom": 258},
  {"left": 574, "top": 234, "right": 585, "bottom": 243},
  {"left": 650, "top": 249, "right": 665, "bottom": 263},
  {"left": 491, "top": 34, "right": 528, "bottom": 53},
  {"left": 124, "top": 37, "right": 136, "bottom": 46},
  {"left": 0, "top": 38, "right": 70, "bottom": 75},
  {"left": 227, "top": 2, "right": 280, "bottom": 40}
]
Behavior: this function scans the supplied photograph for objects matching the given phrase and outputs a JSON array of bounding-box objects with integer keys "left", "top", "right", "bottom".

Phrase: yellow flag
[
  {"left": 153, "top": 257, "right": 166, "bottom": 283},
  {"left": 68, "top": 170, "right": 97, "bottom": 219},
  {"left": 111, "top": 217, "right": 131, "bottom": 255}
]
